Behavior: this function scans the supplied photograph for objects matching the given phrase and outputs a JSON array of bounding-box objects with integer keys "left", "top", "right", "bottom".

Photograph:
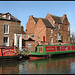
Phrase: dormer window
[{"left": 6, "top": 14, "right": 10, "bottom": 20}]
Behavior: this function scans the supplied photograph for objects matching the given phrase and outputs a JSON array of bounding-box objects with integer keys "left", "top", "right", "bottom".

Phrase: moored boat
[
  {"left": 0, "top": 46, "right": 19, "bottom": 59},
  {"left": 28, "top": 44, "right": 75, "bottom": 60}
]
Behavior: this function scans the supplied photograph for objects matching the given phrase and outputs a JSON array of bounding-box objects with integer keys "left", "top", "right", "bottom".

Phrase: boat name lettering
[
  {"left": 46, "top": 48, "right": 54, "bottom": 50},
  {"left": 3, "top": 49, "right": 14, "bottom": 53},
  {"left": 3, "top": 50, "right": 9, "bottom": 53}
]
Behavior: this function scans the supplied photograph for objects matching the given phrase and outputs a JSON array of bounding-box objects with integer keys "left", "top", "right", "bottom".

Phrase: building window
[
  {"left": 57, "top": 33, "right": 61, "bottom": 41},
  {"left": 50, "top": 29, "right": 53, "bottom": 33},
  {"left": 68, "top": 26, "right": 70, "bottom": 31},
  {"left": 28, "top": 34, "right": 30, "bottom": 38},
  {"left": 58, "top": 24, "right": 60, "bottom": 30},
  {"left": 28, "top": 44, "right": 31, "bottom": 47},
  {"left": 31, "top": 34, "right": 34, "bottom": 37},
  {"left": 4, "top": 37, "right": 9, "bottom": 46},
  {"left": 6, "top": 15, "right": 10, "bottom": 20},
  {"left": 24, "top": 35, "right": 26, "bottom": 38},
  {"left": 68, "top": 35, "right": 70, "bottom": 42},
  {"left": 50, "top": 37, "right": 53, "bottom": 43},
  {"left": 0, "top": 15, "right": 1, "bottom": 18},
  {"left": 4, "top": 24, "right": 9, "bottom": 34}
]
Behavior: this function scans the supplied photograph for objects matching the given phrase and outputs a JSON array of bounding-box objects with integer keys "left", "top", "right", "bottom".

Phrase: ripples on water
[{"left": 0, "top": 55, "right": 75, "bottom": 74}]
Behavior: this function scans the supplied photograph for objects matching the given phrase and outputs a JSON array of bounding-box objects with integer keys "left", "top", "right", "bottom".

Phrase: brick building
[
  {"left": 25, "top": 13, "right": 70, "bottom": 51},
  {"left": 0, "top": 12, "right": 22, "bottom": 49}
]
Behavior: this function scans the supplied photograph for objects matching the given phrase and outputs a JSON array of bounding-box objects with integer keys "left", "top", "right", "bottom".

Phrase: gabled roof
[
  {"left": 11, "top": 15, "right": 21, "bottom": 22},
  {"left": 50, "top": 14, "right": 63, "bottom": 23},
  {"left": 25, "top": 38, "right": 35, "bottom": 41},
  {"left": 41, "top": 18, "right": 54, "bottom": 28},
  {"left": 0, "top": 12, "right": 21, "bottom": 23},
  {"left": 33, "top": 17, "right": 39, "bottom": 23}
]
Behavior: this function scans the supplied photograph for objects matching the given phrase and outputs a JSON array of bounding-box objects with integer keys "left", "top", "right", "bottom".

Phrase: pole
[{"left": 17, "top": 37, "right": 19, "bottom": 53}]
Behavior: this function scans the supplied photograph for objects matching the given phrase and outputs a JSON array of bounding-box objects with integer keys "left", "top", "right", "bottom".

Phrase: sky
[{"left": 0, "top": 1, "right": 75, "bottom": 34}]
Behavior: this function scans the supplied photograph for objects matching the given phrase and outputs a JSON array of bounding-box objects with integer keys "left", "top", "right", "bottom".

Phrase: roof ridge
[
  {"left": 33, "top": 17, "right": 39, "bottom": 19},
  {"left": 50, "top": 14, "right": 62, "bottom": 18},
  {"left": 40, "top": 18, "right": 48, "bottom": 20}
]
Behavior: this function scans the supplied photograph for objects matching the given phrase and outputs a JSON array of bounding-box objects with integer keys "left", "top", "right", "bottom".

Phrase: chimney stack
[
  {"left": 63, "top": 14, "right": 67, "bottom": 18},
  {"left": 21, "top": 26, "right": 24, "bottom": 31},
  {"left": 29, "top": 15, "right": 33, "bottom": 20}
]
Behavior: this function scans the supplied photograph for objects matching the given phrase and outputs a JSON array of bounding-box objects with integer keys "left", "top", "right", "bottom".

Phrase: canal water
[{"left": 0, "top": 55, "right": 75, "bottom": 74}]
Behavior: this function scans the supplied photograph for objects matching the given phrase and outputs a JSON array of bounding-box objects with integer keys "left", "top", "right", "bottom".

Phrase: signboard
[
  {"left": 2, "top": 49, "right": 17, "bottom": 56},
  {"left": 45, "top": 46, "right": 56, "bottom": 52}
]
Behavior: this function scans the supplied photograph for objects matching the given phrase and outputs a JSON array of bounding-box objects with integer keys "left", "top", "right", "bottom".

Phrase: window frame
[
  {"left": 28, "top": 34, "right": 30, "bottom": 38},
  {"left": 68, "top": 26, "right": 70, "bottom": 31},
  {"left": 31, "top": 34, "right": 34, "bottom": 38},
  {"left": 50, "top": 37, "right": 53, "bottom": 43},
  {"left": 4, "top": 24, "right": 9, "bottom": 34},
  {"left": 58, "top": 24, "right": 60, "bottom": 30},
  {"left": 50, "top": 29, "right": 53, "bottom": 33},
  {"left": 6, "top": 14, "right": 10, "bottom": 20},
  {"left": 0, "top": 15, "right": 2, "bottom": 18},
  {"left": 4, "top": 37, "right": 9, "bottom": 46}
]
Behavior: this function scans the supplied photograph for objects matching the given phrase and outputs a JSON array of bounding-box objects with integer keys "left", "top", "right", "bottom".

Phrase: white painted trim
[
  {"left": 14, "top": 34, "right": 22, "bottom": 50},
  {"left": 4, "top": 24, "right": 9, "bottom": 34}
]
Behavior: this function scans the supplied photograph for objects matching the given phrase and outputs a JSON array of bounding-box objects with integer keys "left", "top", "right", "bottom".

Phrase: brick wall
[
  {"left": 0, "top": 20, "right": 21, "bottom": 46},
  {"left": 34, "top": 18, "right": 46, "bottom": 45},
  {"left": 25, "top": 41, "right": 35, "bottom": 51}
]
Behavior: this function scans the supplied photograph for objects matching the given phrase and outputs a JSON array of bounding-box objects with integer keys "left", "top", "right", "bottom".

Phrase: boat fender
[{"left": 19, "top": 55, "right": 23, "bottom": 59}]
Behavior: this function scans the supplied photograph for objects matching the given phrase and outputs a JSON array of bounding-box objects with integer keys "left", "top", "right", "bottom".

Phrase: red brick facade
[{"left": 25, "top": 13, "right": 70, "bottom": 51}]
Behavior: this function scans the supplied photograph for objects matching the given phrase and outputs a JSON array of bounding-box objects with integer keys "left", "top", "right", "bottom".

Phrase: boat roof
[{"left": 37, "top": 44, "right": 74, "bottom": 47}]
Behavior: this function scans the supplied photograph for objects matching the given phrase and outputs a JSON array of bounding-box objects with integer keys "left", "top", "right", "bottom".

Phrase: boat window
[
  {"left": 57, "top": 46, "right": 60, "bottom": 50},
  {"left": 39, "top": 47, "right": 43, "bottom": 53},
  {"left": 74, "top": 46, "right": 75, "bottom": 49},
  {"left": 65, "top": 46, "right": 67, "bottom": 50}
]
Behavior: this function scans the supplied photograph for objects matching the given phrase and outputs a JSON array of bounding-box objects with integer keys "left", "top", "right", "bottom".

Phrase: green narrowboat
[{"left": 28, "top": 44, "right": 75, "bottom": 60}]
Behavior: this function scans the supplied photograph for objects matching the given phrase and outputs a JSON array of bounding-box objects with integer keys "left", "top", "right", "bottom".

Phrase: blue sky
[{"left": 0, "top": 1, "right": 75, "bottom": 33}]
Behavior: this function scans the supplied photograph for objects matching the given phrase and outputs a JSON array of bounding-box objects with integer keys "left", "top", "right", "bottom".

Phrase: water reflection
[
  {"left": 0, "top": 59, "right": 19, "bottom": 74},
  {"left": 0, "top": 56, "right": 75, "bottom": 74},
  {"left": 25, "top": 56, "right": 75, "bottom": 74}
]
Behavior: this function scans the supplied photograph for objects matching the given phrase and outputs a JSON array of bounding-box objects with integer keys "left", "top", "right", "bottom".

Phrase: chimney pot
[
  {"left": 29, "top": 15, "right": 33, "bottom": 20},
  {"left": 63, "top": 14, "right": 67, "bottom": 18}
]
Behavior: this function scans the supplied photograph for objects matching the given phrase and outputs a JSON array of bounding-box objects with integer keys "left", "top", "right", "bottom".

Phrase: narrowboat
[
  {"left": 0, "top": 46, "right": 19, "bottom": 59},
  {"left": 28, "top": 44, "right": 75, "bottom": 60}
]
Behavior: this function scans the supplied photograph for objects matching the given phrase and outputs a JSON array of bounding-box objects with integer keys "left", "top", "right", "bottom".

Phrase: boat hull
[
  {"left": 29, "top": 55, "right": 48, "bottom": 60},
  {"left": 0, "top": 55, "right": 19, "bottom": 61}
]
